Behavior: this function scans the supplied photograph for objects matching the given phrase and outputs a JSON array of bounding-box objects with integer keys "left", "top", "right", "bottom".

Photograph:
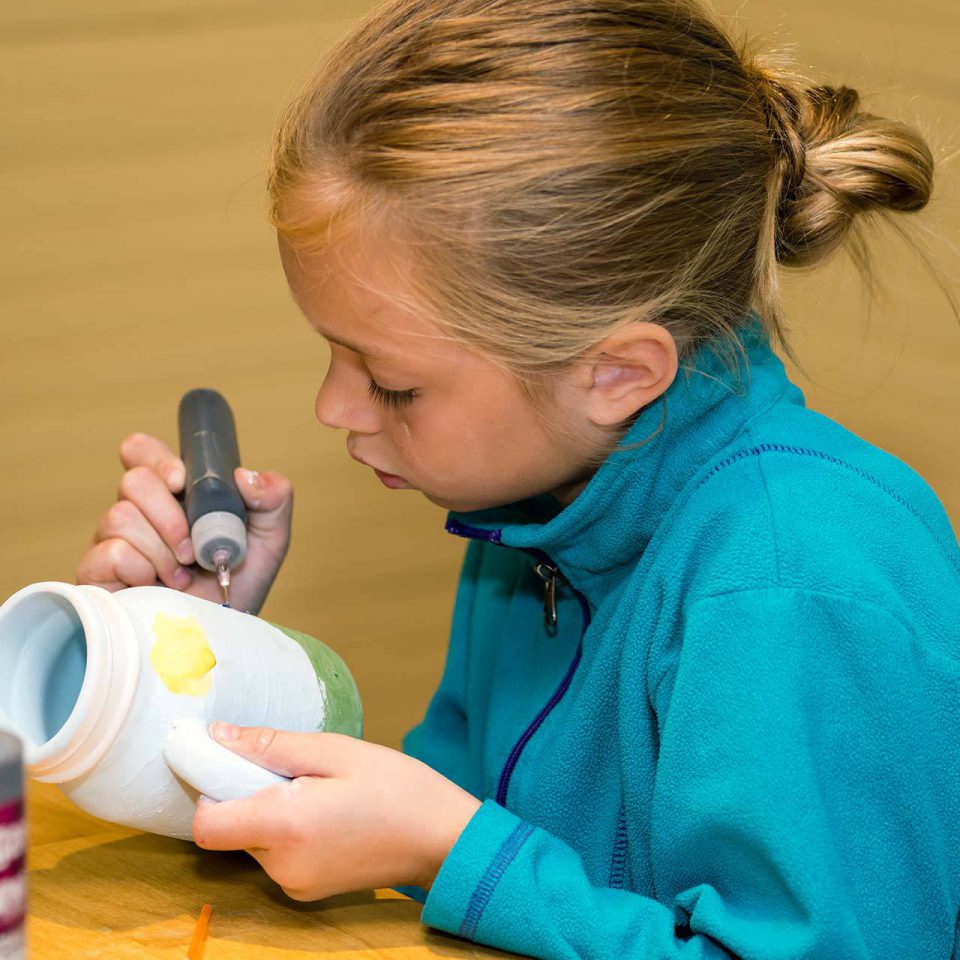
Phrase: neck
[
  {"left": 546, "top": 420, "right": 637, "bottom": 505},
  {"left": 547, "top": 473, "right": 594, "bottom": 506}
]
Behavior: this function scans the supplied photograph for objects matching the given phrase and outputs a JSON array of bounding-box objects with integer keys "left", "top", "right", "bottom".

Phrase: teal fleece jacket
[{"left": 393, "top": 313, "right": 960, "bottom": 959}]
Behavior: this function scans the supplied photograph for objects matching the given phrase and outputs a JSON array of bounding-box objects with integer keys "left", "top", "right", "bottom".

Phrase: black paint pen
[{"left": 178, "top": 389, "right": 247, "bottom": 606}]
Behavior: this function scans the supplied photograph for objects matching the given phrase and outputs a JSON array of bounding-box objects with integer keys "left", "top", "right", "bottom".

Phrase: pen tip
[{"left": 214, "top": 559, "right": 231, "bottom": 606}]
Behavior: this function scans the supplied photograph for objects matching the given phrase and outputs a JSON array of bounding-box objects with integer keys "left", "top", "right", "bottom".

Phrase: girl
[{"left": 76, "top": 0, "right": 960, "bottom": 956}]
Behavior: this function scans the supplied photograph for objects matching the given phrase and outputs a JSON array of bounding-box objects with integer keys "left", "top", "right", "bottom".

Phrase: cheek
[
  {"left": 389, "top": 403, "right": 483, "bottom": 477},
  {"left": 380, "top": 414, "right": 420, "bottom": 475}
]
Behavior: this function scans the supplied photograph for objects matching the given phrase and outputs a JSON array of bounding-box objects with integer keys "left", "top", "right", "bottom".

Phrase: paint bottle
[
  {"left": 0, "top": 733, "right": 24, "bottom": 960},
  {"left": 0, "top": 582, "right": 362, "bottom": 840}
]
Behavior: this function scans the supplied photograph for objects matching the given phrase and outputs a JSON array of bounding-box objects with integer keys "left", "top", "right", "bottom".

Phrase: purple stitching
[{"left": 459, "top": 820, "right": 536, "bottom": 939}]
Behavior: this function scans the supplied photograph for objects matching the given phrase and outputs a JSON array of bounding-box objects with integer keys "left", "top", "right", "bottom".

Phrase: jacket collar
[{"left": 445, "top": 312, "right": 804, "bottom": 606}]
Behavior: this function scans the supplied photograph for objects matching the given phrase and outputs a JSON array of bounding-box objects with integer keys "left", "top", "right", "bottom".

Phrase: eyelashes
[{"left": 367, "top": 378, "right": 417, "bottom": 410}]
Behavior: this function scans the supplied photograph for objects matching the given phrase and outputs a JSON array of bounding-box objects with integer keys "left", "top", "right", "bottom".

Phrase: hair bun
[
  {"left": 749, "top": 67, "right": 808, "bottom": 207},
  {"left": 745, "top": 62, "right": 934, "bottom": 268}
]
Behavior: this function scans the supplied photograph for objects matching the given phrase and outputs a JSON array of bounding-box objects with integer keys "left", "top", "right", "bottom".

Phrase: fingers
[
  {"left": 234, "top": 469, "right": 294, "bottom": 568},
  {"left": 93, "top": 493, "right": 192, "bottom": 590},
  {"left": 235, "top": 468, "right": 293, "bottom": 528},
  {"left": 119, "top": 432, "right": 185, "bottom": 493},
  {"left": 77, "top": 538, "right": 160, "bottom": 589},
  {"left": 115, "top": 465, "right": 193, "bottom": 565},
  {"left": 80, "top": 432, "right": 293, "bottom": 608},
  {"left": 192, "top": 779, "right": 323, "bottom": 855},
  {"left": 192, "top": 789, "right": 283, "bottom": 852},
  {"left": 77, "top": 433, "right": 195, "bottom": 592},
  {"left": 208, "top": 723, "right": 355, "bottom": 779}
]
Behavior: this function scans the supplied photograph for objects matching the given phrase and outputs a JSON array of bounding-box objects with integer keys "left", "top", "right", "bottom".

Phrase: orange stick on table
[{"left": 186, "top": 903, "right": 213, "bottom": 960}]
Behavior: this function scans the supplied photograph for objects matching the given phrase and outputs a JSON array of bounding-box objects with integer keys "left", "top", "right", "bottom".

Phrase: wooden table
[{"left": 27, "top": 781, "right": 523, "bottom": 959}]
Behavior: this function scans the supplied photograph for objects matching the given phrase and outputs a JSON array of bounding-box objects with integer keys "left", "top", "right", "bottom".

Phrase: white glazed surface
[
  {"left": 62, "top": 588, "right": 326, "bottom": 839},
  {"left": 164, "top": 718, "right": 289, "bottom": 801}
]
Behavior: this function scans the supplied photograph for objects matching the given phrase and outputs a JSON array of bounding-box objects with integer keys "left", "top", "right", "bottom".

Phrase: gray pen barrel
[
  {"left": 0, "top": 731, "right": 21, "bottom": 806},
  {"left": 178, "top": 388, "right": 248, "bottom": 571}
]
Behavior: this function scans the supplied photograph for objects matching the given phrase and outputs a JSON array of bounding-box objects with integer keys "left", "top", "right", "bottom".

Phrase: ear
[{"left": 581, "top": 323, "right": 678, "bottom": 427}]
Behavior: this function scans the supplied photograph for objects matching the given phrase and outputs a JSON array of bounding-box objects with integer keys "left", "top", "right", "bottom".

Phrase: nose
[
  {"left": 314, "top": 362, "right": 380, "bottom": 434},
  {"left": 314, "top": 382, "right": 346, "bottom": 430}
]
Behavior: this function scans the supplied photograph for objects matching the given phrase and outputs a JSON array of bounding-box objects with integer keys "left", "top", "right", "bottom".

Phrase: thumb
[
  {"left": 234, "top": 468, "right": 293, "bottom": 537},
  {"left": 209, "top": 722, "right": 349, "bottom": 779}
]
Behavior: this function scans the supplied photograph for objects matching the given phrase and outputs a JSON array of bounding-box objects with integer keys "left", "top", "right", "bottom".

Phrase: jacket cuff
[{"left": 421, "top": 798, "right": 534, "bottom": 939}]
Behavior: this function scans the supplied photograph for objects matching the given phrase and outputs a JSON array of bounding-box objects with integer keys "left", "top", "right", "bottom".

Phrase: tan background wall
[{"left": 3, "top": 1, "right": 958, "bottom": 751}]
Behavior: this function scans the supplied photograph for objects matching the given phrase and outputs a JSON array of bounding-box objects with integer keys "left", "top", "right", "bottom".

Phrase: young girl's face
[{"left": 279, "top": 233, "right": 605, "bottom": 513}]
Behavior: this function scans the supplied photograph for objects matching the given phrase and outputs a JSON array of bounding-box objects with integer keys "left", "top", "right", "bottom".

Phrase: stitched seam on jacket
[
  {"left": 694, "top": 444, "right": 958, "bottom": 575},
  {"left": 747, "top": 431, "right": 782, "bottom": 586},
  {"left": 607, "top": 800, "right": 629, "bottom": 888},
  {"left": 459, "top": 821, "right": 536, "bottom": 939}
]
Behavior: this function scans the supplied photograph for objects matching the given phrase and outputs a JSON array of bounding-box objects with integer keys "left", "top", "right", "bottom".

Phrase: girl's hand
[
  {"left": 76, "top": 432, "right": 293, "bottom": 615},
  {"left": 192, "top": 723, "right": 483, "bottom": 900}
]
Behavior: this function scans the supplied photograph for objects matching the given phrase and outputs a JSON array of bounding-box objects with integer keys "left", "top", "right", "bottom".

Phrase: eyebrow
[{"left": 324, "top": 332, "right": 377, "bottom": 355}]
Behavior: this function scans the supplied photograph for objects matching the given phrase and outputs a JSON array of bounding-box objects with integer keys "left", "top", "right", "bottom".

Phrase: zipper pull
[{"left": 533, "top": 562, "right": 559, "bottom": 635}]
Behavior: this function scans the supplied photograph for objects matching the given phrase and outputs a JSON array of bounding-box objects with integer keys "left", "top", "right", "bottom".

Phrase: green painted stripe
[{"left": 267, "top": 621, "right": 363, "bottom": 738}]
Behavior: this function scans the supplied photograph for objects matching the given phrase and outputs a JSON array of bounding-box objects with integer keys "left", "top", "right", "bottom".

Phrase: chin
[
  {"left": 421, "top": 490, "right": 513, "bottom": 513},
  {"left": 420, "top": 491, "right": 465, "bottom": 511}
]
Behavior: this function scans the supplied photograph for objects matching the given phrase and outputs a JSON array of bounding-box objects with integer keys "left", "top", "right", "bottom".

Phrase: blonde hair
[{"left": 267, "top": 0, "right": 950, "bottom": 450}]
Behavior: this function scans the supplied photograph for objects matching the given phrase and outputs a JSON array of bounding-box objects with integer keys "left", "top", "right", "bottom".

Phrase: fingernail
[
  {"left": 173, "top": 566, "right": 192, "bottom": 590},
  {"left": 241, "top": 469, "right": 263, "bottom": 490},
  {"left": 210, "top": 721, "right": 240, "bottom": 742},
  {"left": 197, "top": 795, "right": 217, "bottom": 807},
  {"left": 175, "top": 538, "right": 194, "bottom": 564},
  {"left": 166, "top": 463, "right": 185, "bottom": 488}
]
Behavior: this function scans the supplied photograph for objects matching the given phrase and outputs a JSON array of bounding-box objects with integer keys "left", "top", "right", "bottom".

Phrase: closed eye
[{"left": 367, "top": 378, "right": 417, "bottom": 409}]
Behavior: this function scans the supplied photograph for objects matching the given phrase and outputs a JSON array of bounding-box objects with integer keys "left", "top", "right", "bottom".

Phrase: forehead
[{"left": 279, "top": 233, "right": 460, "bottom": 364}]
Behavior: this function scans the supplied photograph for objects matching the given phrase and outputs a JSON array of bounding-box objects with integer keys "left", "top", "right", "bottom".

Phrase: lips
[
  {"left": 373, "top": 468, "right": 408, "bottom": 489},
  {"left": 348, "top": 448, "right": 405, "bottom": 482},
  {"left": 374, "top": 467, "right": 404, "bottom": 481}
]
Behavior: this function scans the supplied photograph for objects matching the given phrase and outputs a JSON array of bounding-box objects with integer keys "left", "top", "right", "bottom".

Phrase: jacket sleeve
[
  {"left": 393, "top": 538, "right": 484, "bottom": 905},
  {"left": 417, "top": 586, "right": 951, "bottom": 958}
]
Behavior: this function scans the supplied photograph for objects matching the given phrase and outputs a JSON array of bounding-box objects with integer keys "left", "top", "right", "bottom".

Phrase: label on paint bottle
[{"left": 0, "top": 801, "right": 25, "bottom": 960}]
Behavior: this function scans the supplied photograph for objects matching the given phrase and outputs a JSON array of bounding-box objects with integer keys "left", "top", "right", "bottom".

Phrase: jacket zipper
[
  {"left": 533, "top": 561, "right": 559, "bottom": 634},
  {"left": 444, "top": 518, "right": 592, "bottom": 806}
]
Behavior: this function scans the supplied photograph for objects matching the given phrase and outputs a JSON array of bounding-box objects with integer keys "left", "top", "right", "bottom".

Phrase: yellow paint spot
[{"left": 150, "top": 614, "right": 217, "bottom": 696}]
